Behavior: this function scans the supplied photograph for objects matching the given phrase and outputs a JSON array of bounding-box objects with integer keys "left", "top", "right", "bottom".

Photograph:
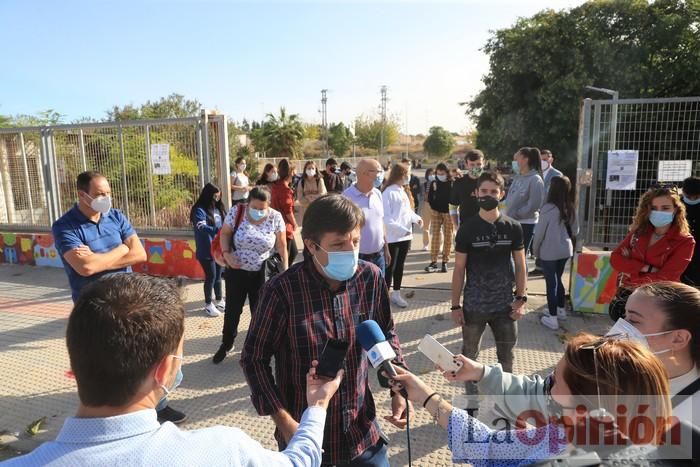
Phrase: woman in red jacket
[
  {"left": 611, "top": 185, "right": 695, "bottom": 290},
  {"left": 270, "top": 158, "right": 299, "bottom": 263}
]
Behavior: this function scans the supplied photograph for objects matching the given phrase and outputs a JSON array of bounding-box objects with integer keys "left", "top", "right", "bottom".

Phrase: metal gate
[
  {"left": 576, "top": 97, "right": 700, "bottom": 249},
  {"left": 0, "top": 113, "right": 230, "bottom": 234}
]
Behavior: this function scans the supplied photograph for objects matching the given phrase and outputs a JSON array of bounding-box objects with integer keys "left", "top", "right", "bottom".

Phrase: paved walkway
[{"left": 0, "top": 237, "right": 610, "bottom": 465}]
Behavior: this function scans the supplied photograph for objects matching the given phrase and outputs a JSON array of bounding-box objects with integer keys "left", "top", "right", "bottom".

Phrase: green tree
[
  {"left": 328, "top": 122, "right": 353, "bottom": 157},
  {"left": 107, "top": 93, "right": 201, "bottom": 121},
  {"left": 354, "top": 115, "right": 399, "bottom": 152},
  {"left": 261, "top": 107, "right": 305, "bottom": 158},
  {"left": 423, "top": 126, "right": 455, "bottom": 158},
  {"left": 303, "top": 123, "right": 321, "bottom": 140},
  {"left": 467, "top": 0, "right": 700, "bottom": 175}
]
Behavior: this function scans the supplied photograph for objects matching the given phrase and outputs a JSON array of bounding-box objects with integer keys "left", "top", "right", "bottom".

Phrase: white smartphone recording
[{"left": 417, "top": 334, "right": 462, "bottom": 373}]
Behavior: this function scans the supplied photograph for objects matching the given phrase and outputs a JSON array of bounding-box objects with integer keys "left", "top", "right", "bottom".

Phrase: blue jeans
[
  {"left": 542, "top": 258, "right": 568, "bottom": 316},
  {"left": 359, "top": 252, "right": 386, "bottom": 278},
  {"left": 322, "top": 440, "right": 389, "bottom": 466},
  {"left": 197, "top": 257, "right": 222, "bottom": 304}
]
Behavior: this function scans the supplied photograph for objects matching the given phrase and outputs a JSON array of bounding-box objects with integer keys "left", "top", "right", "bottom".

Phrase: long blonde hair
[
  {"left": 629, "top": 187, "right": 690, "bottom": 236},
  {"left": 383, "top": 162, "right": 414, "bottom": 209}
]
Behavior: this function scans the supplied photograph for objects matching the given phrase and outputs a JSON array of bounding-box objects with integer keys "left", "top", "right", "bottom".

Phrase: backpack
[{"left": 211, "top": 204, "right": 246, "bottom": 267}]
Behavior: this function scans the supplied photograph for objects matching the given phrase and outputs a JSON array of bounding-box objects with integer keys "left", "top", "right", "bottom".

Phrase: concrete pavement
[{"left": 0, "top": 235, "right": 610, "bottom": 465}]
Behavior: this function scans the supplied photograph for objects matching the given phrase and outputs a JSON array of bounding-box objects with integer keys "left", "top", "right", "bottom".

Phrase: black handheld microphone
[{"left": 357, "top": 320, "right": 408, "bottom": 398}]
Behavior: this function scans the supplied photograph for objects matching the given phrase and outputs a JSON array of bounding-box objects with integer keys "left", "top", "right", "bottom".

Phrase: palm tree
[{"left": 262, "top": 107, "right": 305, "bottom": 159}]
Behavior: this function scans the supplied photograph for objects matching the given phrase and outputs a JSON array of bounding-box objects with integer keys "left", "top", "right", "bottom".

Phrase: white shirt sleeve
[{"left": 238, "top": 406, "right": 327, "bottom": 466}]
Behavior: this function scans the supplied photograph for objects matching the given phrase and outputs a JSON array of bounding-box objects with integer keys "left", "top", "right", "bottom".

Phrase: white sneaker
[
  {"left": 557, "top": 307, "right": 567, "bottom": 320},
  {"left": 422, "top": 245, "right": 428, "bottom": 251},
  {"left": 205, "top": 303, "right": 221, "bottom": 317},
  {"left": 215, "top": 299, "right": 226, "bottom": 311},
  {"left": 391, "top": 291, "right": 408, "bottom": 308},
  {"left": 542, "top": 309, "right": 552, "bottom": 318},
  {"left": 541, "top": 315, "right": 559, "bottom": 330}
]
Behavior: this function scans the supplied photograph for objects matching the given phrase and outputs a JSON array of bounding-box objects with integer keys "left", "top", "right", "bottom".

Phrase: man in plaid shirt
[{"left": 241, "top": 194, "right": 411, "bottom": 466}]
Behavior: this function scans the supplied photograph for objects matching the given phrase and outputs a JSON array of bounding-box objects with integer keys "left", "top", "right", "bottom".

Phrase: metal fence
[
  {"left": 0, "top": 114, "right": 230, "bottom": 234},
  {"left": 576, "top": 97, "right": 700, "bottom": 248}
]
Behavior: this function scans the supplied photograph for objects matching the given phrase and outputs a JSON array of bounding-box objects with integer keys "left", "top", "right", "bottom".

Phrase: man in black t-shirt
[
  {"left": 450, "top": 149, "right": 485, "bottom": 228},
  {"left": 450, "top": 171, "right": 528, "bottom": 404}
]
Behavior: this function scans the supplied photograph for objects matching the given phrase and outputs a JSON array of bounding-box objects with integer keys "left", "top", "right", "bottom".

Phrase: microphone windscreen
[{"left": 356, "top": 320, "right": 386, "bottom": 351}]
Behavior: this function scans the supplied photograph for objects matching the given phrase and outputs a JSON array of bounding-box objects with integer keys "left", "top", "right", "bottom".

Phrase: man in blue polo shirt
[{"left": 51, "top": 170, "right": 185, "bottom": 425}]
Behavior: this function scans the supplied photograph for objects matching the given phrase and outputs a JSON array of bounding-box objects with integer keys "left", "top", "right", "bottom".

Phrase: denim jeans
[
  {"left": 541, "top": 258, "right": 568, "bottom": 316},
  {"left": 321, "top": 440, "right": 389, "bottom": 467},
  {"left": 359, "top": 252, "right": 386, "bottom": 278},
  {"left": 197, "top": 257, "right": 222, "bottom": 304},
  {"left": 461, "top": 310, "right": 517, "bottom": 396}
]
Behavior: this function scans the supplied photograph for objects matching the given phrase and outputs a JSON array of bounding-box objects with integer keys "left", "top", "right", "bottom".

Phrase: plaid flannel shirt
[{"left": 241, "top": 256, "right": 405, "bottom": 464}]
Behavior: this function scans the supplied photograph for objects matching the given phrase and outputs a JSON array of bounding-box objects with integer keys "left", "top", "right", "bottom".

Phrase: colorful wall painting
[{"left": 0, "top": 232, "right": 204, "bottom": 280}]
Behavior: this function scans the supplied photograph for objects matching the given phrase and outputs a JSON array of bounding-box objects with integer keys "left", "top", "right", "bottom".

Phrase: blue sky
[{"left": 1, "top": 0, "right": 585, "bottom": 134}]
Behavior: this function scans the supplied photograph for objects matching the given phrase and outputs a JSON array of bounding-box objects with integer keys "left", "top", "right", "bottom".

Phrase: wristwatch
[
  {"left": 451, "top": 304, "right": 463, "bottom": 311},
  {"left": 514, "top": 295, "right": 528, "bottom": 303}
]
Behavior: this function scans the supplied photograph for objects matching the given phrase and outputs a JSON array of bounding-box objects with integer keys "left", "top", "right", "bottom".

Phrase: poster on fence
[
  {"left": 658, "top": 160, "right": 692, "bottom": 182},
  {"left": 606, "top": 150, "right": 638, "bottom": 190},
  {"left": 150, "top": 143, "right": 171, "bottom": 175}
]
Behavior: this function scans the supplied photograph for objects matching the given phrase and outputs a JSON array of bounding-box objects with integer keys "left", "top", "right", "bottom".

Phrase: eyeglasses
[{"left": 577, "top": 333, "right": 627, "bottom": 422}]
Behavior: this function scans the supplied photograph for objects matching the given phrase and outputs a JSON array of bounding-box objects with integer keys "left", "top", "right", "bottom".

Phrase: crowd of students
[{"left": 11, "top": 149, "right": 700, "bottom": 466}]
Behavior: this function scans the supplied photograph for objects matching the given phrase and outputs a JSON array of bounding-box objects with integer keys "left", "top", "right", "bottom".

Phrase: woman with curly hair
[{"left": 609, "top": 185, "right": 695, "bottom": 319}]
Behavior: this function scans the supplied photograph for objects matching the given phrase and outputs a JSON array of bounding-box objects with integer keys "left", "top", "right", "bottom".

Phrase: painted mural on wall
[
  {"left": 0, "top": 232, "right": 204, "bottom": 280},
  {"left": 571, "top": 252, "right": 617, "bottom": 314}
]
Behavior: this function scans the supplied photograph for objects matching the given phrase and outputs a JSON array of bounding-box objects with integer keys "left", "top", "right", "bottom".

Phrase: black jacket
[{"left": 428, "top": 179, "right": 451, "bottom": 213}]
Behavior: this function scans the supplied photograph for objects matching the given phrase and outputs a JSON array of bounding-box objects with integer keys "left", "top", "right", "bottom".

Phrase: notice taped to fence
[
  {"left": 606, "top": 150, "right": 638, "bottom": 190},
  {"left": 658, "top": 160, "right": 692, "bottom": 182},
  {"left": 150, "top": 143, "right": 171, "bottom": 175}
]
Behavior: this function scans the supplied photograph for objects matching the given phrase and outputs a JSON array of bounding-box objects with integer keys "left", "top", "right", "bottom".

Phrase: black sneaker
[
  {"left": 529, "top": 268, "right": 544, "bottom": 277},
  {"left": 424, "top": 262, "right": 438, "bottom": 273},
  {"left": 157, "top": 405, "right": 187, "bottom": 425},
  {"left": 441, "top": 262, "right": 448, "bottom": 273},
  {"left": 212, "top": 344, "right": 230, "bottom": 364}
]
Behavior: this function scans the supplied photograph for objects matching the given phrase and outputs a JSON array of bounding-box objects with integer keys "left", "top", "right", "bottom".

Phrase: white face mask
[
  {"left": 87, "top": 194, "right": 112, "bottom": 214},
  {"left": 306, "top": 169, "right": 316, "bottom": 177},
  {"left": 268, "top": 172, "right": 279, "bottom": 182},
  {"left": 606, "top": 318, "right": 674, "bottom": 355}
]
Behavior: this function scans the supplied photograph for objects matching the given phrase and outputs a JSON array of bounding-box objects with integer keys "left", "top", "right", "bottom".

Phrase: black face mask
[{"left": 478, "top": 196, "right": 499, "bottom": 211}]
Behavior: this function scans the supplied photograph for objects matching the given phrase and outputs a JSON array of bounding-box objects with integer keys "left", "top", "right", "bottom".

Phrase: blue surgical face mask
[
  {"left": 374, "top": 172, "right": 385, "bottom": 188},
  {"left": 649, "top": 210, "right": 674, "bottom": 228},
  {"left": 313, "top": 243, "right": 359, "bottom": 281},
  {"left": 684, "top": 195, "right": 700, "bottom": 206},
  {"left": 428, "top": 175, "right": 436, "bottom": 182},
  {"left": 249, "top": 208, "right": 267, "bottom": 221},
  {"left": 511, "top": 160, "right": 520, "bottom": 175},
  {"left": 158, "top": 355, "right": 183, "bottom": 406},
  {"left": 437, "top": 174, "right": 447, "bottom": 182}
]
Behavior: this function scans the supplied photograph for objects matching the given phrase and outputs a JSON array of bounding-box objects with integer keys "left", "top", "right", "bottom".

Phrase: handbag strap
[
  {"left": 671, "top": 377, "right": 700, "bottom": 407},
  {"left": 231, "top": 204, "right": 247, "bottom": 251}
]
